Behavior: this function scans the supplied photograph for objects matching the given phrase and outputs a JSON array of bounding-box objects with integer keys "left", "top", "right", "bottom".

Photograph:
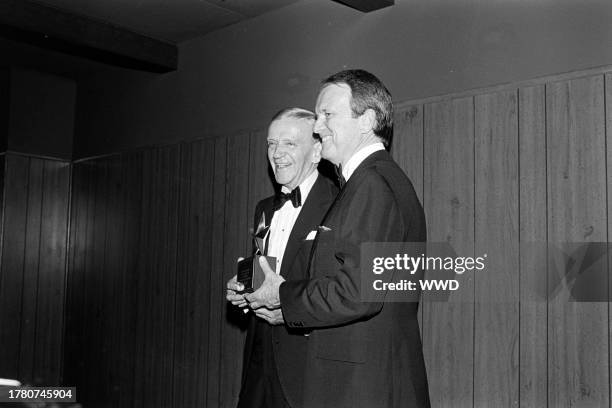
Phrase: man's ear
[
  {"left": 358, "top": 109, "right": 377, "bottom": 134},
  {"left": 312, "top": 141, "right": 322, "bottom": 164}
]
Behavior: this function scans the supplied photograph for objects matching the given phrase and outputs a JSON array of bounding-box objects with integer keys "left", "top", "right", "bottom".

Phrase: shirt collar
[
  {"left": 280, "top": 169, "right": 318, "bottom": 202},
  {"left": 342, "top": 142, "right": 385, "bottom": 181}
]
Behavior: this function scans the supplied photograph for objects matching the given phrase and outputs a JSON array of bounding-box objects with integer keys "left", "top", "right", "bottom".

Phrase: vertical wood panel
[
  {"left": 64, "top": 160, "right": 93, "bottom": 391},
  {"left": 136, "top": 146, "right": 180, "bottom": 407},
  {"left": 0, "top": 154, "right": 29, "bottom": 378},
  {"left": 172, "top": 141, "right": 194, "bottom": 403},
  {"left": 33, "top": 159, "right": 70, "bottom": 385},
  {"left": 546, "top": 76, "right": 609, "bottom": 407},
  {"left": 422, "top": 97, "right": 475, "bottom": 408},
  {"left": 134, "top": 149, "right": 154, "bottom": 408},
  {"left": 18, "top": 157, "right": 44, "bottom": 383},
  {"left": 161, "top": 146, "right": 181, "bottom": 407},
  {"left": 84, "top": 158, "right": 109, "bottom": 405},
  {"left": 393, "top": 105, "right": 424, "bottom": 202},
  {"left": 102, "top": 155, "right": 126, "bottom": 405},
  {"left": 172, "top": 143, "right": 195, "bottom": 408},
  {"left": 117, "top": 152, "right": 143, "bottom": 408},
  {"left": 0, "top": 155, "right": 69, "bottom": 386},
  {"left": 66, "top": 153, "right": 145, "bottom": 407},
  {"left": 518, "top": 85, "right": 548, "bottom": 408},
  {"left": 207, "top": 137, "right": 228, "bottom": 408},
  {"left": 474, "top": 90, "right": 520, "bottom": 407},
  {"left": 172, "top": 139, "right": 216, "bottom": 408},
  {"left": 87, "top": 156, "right": 113, "bottom": 405},
  {"left": 221, "top": 133, "right": 250, "bottom": 407}
]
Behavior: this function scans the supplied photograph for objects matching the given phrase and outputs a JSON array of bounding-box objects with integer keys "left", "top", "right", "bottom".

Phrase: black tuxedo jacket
[
  {"left": 241, "top": 173, "right": 337, "bottom": 408},
  {"left": 280, "top": 150, "right": 431, "bottom": 408}
]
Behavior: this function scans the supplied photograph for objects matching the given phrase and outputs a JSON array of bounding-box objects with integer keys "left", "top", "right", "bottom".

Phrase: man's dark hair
[{"left": 322, "top": 69, "right": 393, "bottom": 146}]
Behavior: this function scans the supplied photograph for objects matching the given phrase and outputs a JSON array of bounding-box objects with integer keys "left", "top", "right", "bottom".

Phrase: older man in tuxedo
[
  {"left": 247, "top": 70, "right": 430, "bottom": 408},
  {"left": 226, "top": 107, "right": 337, "bottom": 408}
]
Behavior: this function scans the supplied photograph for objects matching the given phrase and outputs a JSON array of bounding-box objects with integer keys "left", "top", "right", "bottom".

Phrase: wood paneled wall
[
  {"left": 0, "top": 153, "right": 71, "bottom": 386},
  {"left": 64, "top": 133, "right": 274, "bottom": 407},
  {"left": 393, "top": 72, "right": 610, "bottom": 407},
  {"left": 58, "top": 66, "right": 611, "bottom": 407}
]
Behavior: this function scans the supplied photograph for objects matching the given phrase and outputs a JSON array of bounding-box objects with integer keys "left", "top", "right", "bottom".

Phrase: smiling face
[
  {"left": 267, "top": 117, "right": 321, "bottom": 190},
  {"left": 314, "top": 83, "right": 371, "bottom": 167}
]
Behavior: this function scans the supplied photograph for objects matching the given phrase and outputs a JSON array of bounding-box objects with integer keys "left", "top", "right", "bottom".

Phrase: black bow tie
[
  {"left": 274, "top": 186, "right": 301, "bottom": 210},
  {"left": 335, "top": 165, "right": 346, "bottom": 189}
]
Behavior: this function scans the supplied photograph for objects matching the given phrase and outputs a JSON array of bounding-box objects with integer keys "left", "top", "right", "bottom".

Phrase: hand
[
  {"left": 226, "top": 258, "right": 248, "bottom": 308},
  {"left": 245, "top": 256, "right": 285, "bottom": 309},
  {"left": 255, "top": 307, "right": 285, "bottom": 325}
]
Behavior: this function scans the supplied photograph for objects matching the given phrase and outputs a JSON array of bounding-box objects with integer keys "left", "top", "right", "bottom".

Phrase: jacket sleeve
[{"left": 280, "top": 172, "right": 407, "bottom": 328}]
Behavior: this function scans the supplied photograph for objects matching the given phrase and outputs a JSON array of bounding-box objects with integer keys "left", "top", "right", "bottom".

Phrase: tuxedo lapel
[
  {"left": 306, "top": 150, "right": 391, "bottom": 277},
  {"left": 317, "top": 150, "right": 391, "bottom": 226},
  {"left": 280, "top": 174, "right": 335, "bottom": 279}
]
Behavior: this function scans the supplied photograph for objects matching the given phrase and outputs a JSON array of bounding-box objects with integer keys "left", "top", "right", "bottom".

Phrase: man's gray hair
[{"left": 270, "top": 107, "right": 315, "bottom": 122}]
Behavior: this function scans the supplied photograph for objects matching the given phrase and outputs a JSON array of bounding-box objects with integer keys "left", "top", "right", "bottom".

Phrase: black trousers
[{"left": 237, "top": 320, "right": 290, "bottom": 408}]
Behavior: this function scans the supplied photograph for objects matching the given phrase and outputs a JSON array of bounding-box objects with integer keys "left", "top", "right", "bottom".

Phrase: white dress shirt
[
  {"left": 342, "top": 142, "right": 385, "bottom": 181},
  {"left": 266, "top": 170, "right": 319, "bottom": 274}
]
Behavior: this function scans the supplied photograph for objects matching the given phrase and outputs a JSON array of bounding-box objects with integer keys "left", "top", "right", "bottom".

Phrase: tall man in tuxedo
[
  {"left": 246, "top": 70, "right": 430, "bottom": 408},
  {"left": 226, "top": 107, "right": 337, "bottom": 408}
]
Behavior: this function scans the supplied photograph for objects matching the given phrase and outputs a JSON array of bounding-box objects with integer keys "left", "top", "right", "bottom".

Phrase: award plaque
[
  {"left": 236, "top": 211, "right": 275, "bottom": 293},
  {"left": 236, "top": 255, "right": 276, "bottom": 293}
]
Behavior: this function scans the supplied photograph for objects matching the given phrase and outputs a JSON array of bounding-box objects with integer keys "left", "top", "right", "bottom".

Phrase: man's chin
[
  {"left": 274, "top": 176, "right": 293, "bottom": 186},
  {"left": 321, "top": 155, "right": 339, "bottom": 165},
  {"left": 321, "top": 149, "right": 337, "bottom": 163}
]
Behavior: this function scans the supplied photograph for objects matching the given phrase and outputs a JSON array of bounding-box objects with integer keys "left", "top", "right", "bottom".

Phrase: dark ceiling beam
[
  {"left": 0, "top": 0, "right": 177, "bottom": 73},
  {"left": 333, "top": 0, "right": 394, "bottom": 12}
]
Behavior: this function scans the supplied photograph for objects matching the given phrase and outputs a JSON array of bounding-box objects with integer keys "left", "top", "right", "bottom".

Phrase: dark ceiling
[
  {"left": 0, "top": 0, "right": 393, "bottom": 73},
  {"left": 31, "top": 0, "right": 302, "bottom": 43}
]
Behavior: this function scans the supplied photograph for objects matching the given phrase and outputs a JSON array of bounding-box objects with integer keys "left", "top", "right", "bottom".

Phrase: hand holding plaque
[
  {"left": 236, "top": 255, "right": 276, "bottom": 293},
  {"left": 236, "top": 212, "right": 276, "bottom": 293},
  {"left": 244, "top": 256, "right": 284, "bottom": 310}
]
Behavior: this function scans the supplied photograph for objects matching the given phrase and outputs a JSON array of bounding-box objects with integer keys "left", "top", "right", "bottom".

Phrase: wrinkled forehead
[{"left": 267, "top": 117, "right": 316, "bottom": 142}]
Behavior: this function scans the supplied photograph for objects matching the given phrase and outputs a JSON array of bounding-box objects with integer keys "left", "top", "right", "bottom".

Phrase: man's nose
[
  {"left": 314, "top": 116, "right": 325, "bottom": 133},
  {"left": 272, "top": 145, "right": 284, "bottom": 158}
]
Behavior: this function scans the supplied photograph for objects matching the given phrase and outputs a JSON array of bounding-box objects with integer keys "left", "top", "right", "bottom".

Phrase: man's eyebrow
[{"left": 268, "top": 137, "right": 293, "bottom": 142}]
